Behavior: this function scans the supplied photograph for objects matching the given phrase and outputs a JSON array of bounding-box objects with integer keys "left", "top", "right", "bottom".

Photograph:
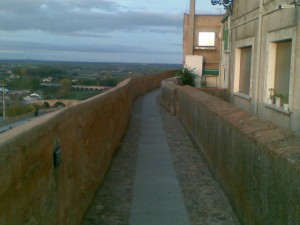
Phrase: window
[
  {"left": 266, "top": 39, "right": 292, "bottom": 104},
  {"left": 236, "top": 46, "right": 252, "bottom": 95},
  {"left": 198, "top": 32, "right": 215, "bottom": 47},
  {"left": 274, "top": 40, "right": 292, "bottom": 97}
]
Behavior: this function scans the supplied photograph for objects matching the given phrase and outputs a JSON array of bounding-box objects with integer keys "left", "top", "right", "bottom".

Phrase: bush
[{"left": 176, "top": 68, "right": 197, "bottom": 87}]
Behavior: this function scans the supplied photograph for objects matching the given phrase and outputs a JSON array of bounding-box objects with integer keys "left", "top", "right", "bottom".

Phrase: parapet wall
[
  {"left": 0, "top": 70, "right": 175, "bottom": 225},
  {"left": 161, "top": 83, "right": 300, "bottom": 225}
]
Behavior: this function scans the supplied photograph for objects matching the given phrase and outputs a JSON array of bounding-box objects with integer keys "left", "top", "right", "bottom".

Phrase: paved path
[
  {"left": 0, "top": 110, "right": 53, "bottom": 134},
  {"left": 82, "top": 88, "right": 240, "bottom": 225},
  {"left": 129, "top": 89, "right": 189, "bottom": 225}
]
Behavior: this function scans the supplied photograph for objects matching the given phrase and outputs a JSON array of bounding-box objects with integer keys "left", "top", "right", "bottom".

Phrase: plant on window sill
[
  {"left": 282, "top": 94, "right": 289, "bottom": 111},
  {"left": 265, "top": 88, "right": 290, "bottom": 112},
  {"left": 271, "top": 90, "right": 283, "bottom": 108},
  {"left": 268, "top": 88, "right": 275, "bottom": 104},
  {"left": 272, "top": 91, "right": 290, "bottom": 111}
]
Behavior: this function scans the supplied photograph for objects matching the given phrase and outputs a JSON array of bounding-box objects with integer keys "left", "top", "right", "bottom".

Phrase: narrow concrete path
[
  {"left": 82, "top": 88, "right": 240, "bottom": 225},
  {"left": 129, "top": 89, "right": 190, "bottom": 225}
]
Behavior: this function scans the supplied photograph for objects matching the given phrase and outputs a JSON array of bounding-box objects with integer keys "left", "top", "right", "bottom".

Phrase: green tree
[{"left": 58, "top": 78, "right": 72, "bottom": 98}]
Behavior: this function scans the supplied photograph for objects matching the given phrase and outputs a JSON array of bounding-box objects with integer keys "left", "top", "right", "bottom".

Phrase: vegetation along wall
[
  {"left": 0, "top": 70, "right": 175, "bottom": 225},
  {"left": 161, "top": 83, "right": 300, "bottom": 225}
]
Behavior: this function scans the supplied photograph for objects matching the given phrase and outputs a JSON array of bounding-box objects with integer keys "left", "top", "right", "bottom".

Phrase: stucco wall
[
  {"left": 229, "top": 0, "right": 300, "bottom": 133},
  {"left": 183, "top": 14, "right": 223, "bottom": 69},
  {"left": 0, "top": 70, "right": 175, "bottom": 225},
  {"left": 257, "top": 5, "right": 299, "bottom": 133},
  {"left": 160, "top": 83, "right": 300, "bottom": 225}
]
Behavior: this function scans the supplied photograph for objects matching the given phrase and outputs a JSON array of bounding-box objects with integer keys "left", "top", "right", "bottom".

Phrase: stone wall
[
  {"left": 161, "top": 83, "right": 300, "bottom": 225},
  {"left": 0, "top": 70, "right": 175, "bottom": 225},
  {"left": 197, "top": 88, "right": 231, "bottom": 103}
]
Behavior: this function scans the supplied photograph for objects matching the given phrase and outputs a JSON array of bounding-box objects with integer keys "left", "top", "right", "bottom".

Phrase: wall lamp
[
  {"left": 279, "top": 0, "right": 300, "bottom": 9},
  {"left": 211, "top": 0, "right": 233, "bottom": 10}
]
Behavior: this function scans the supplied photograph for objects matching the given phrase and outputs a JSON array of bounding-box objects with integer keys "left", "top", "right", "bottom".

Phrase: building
[
  {"left": 185, "top": 0, "right": 300, "bottom": 133},
  {"left": 225, "top": 0, "right": 300, "bottom": 133},
  {"left": 183, "top": 0, "right": 224, "bottom": 87}
]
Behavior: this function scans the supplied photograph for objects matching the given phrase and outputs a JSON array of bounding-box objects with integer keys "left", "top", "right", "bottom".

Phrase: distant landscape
[{"left": 0, "top": 60, "right": 180, "bottom": 119}]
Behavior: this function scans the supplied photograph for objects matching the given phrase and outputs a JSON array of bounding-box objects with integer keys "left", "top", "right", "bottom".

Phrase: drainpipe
[
  {"left": 187, "top": 0, "right": 195, "bottom": 56},
  {"left": 254, "top": 0, "right": 263, "bottom": 115}
]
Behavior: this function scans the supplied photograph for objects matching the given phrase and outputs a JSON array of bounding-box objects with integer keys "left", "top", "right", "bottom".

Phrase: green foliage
[
  {"left": 58, "top": 78, "right": 72, "bottom": 98},
  {"left": 12, "top": 66, "right": 64, "bottom": 78},
  {"left": 6, "top": 104, "right": 37, "bottom": 117},
  {"left": 76, "top": 77, "right": 121, "bottom": 87},
  {"left": 201, "top": 81, "right": 207, "bottom": 88},
  {"left": 282, "top": 94, "right": 289, "bottom": 104},
  {"left": 65, "top": 90, "right": 102, "bottom": 100},
  {"left": 9, "top": 76, "right": 40, "bottom": 91},
  {"left": 99, "top": 77, "right": 119, "bottom": 87},
  {"left": 42, "top": 86, "right": 60, "bottom": 99},
  {"left": 176, "top": 68, "right": 197, "bottom": 87}
]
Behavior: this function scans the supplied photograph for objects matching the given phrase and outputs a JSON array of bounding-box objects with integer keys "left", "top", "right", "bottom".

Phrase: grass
[{"left": 65, "top": 90, "right": 103, "bottom": 100}]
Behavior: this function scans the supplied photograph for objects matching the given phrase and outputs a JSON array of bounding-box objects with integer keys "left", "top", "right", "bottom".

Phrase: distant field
[{"left": 66, "top": 90, "right": 103, "bottom": 100}]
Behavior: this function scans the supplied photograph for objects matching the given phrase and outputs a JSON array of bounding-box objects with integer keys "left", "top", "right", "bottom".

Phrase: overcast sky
[{"left": 0, "top": 0, "right": 224, "bottom": 64}]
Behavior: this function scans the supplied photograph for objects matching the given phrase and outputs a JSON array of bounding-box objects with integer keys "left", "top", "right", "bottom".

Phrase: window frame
[
  {"left": 264, "top": 27, "right": 296, "bottom": 111},
  {"left": 233, "top": 37, "right": 255, "bottom": 99}
]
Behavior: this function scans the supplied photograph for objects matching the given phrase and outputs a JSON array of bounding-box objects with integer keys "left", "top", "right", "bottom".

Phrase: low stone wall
[
  {"left": 197, "top": 87, "right": 231, "bottom": 103},
  {"left": 0, "top": 70, "right": 175, "bottom": 225},
  {"left": 160, "top": 77, "right": 179, "bottom": 115},
  {"left": 161, "top": 84, "right": 300, "bottom": 225}
]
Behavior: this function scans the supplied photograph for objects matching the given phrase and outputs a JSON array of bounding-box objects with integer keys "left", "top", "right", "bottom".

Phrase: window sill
[
  {"left": 194, "top": 46, "right": 216, "bottom": 51},
  {"left": 233, "top": 92, "right": 251, "bottom": 100},
  {"left": 264, "top": 103, "right": 291, "bottom": 115}
]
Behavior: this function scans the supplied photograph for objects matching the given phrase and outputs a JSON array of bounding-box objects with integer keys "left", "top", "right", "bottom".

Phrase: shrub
[{"left": 176, "top": 68, "right": 197, "bottom": 87}]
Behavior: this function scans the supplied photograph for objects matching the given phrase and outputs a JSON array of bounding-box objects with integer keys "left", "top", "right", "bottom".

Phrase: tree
[{"left": 58, "top": 78, "right": 72, "bottom": 98}]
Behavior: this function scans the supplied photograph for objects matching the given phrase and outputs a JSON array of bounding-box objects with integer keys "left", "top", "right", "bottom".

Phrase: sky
[{"left": 0, "top": 0, "right": 224, "bottom": 64}]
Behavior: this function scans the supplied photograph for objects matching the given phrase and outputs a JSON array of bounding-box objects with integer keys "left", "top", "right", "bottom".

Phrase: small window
[
  {"left": 198, "top": 32, "right": 215, "bottom": 47},
  {"left": 239, "top": 46, "right": 252, "bottom": 95}
]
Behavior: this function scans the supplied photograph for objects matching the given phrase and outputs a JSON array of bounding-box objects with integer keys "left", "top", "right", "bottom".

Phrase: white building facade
[{"left": 222, "top": 0, "right": 300, "bottom": 133}]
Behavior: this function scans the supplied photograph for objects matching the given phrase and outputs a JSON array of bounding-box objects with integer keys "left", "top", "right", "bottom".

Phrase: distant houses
[
  {"left": 0, "top": 87, "right": 10, "bottom": 94},
  {"left": 23, "top": 93, "right": 42, "bottom": 101}
]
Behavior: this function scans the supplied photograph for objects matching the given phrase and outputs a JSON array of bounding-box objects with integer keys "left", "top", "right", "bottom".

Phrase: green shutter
[{"left": 223, "top": 29, "right": 229, "bottom": 51}]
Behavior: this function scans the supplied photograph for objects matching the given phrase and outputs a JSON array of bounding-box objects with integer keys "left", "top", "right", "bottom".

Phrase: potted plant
[
  {"left": 275, "top": 94, "right": 282, "bottom": 107},
  {"left": 282, "top": 94, "right": 289, "bottom": 111},
  {"left": 274, "top": 93, "right": 283, "bottom": 108},
  {"left": 176, "top": 67, "right": 197, "bottom": 87},
  {"left": 268, "top": 88, "right": 275, "bottom": 104},
  {"left": 201, "top": 80, "right": 207, "bottom": 88}
]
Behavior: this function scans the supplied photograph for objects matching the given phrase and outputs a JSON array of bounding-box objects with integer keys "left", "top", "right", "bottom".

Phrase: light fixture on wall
[
  {"left": 211, "top": 0, "right": 233, "bottom": 10},
  {"left": 279, "top": 0, "right": 299, "bottom": 9}
]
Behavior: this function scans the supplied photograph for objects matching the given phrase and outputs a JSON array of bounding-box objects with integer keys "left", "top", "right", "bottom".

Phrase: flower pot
[
  {"left": 283, "top": 104, "right": 289, "bottom": 111},
  {"left": 275, "top": 97, "right": 281, "bottom": 107},
  {"left": 267, "top": 98, "right": 272, "bottom": 104}
]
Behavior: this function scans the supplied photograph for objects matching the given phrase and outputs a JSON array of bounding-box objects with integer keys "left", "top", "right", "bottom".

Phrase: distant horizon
[{"left": 0, "top": 58, "right": 182, "bottom": 66}]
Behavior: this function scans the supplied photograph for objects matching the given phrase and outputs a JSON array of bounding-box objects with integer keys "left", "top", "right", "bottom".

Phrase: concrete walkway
[
  {"left": 129, "top": 89, "right": 189, "bottom": 225},
  {"left": 82, "top": 88, "right": 240, "bottom": 225}
]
